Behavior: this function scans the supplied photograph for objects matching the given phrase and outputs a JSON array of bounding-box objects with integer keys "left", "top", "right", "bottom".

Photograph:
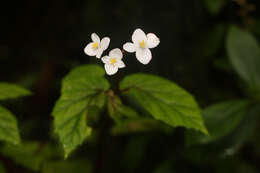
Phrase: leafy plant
[
  {"left": 0, "top": 83, "right": 31, "bottom": 145},
  {"left": 52, "top": 65, "right": 208, "bottom": 157},
  {"left": 186, "top": 25, "right": 260, "bottom": 151},
  {"left": 2, "top": 1, "right": 260, "bottom": 172}
]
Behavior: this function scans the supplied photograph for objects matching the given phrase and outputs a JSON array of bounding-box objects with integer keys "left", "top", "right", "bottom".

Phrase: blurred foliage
[
  {"left": 186, "top": 99, "right": 250, "bottom": 145},
  {"left": 1, "top": 0, "right": 260, "bottom": 173},
  {"left": 227, "top": 26, "right": 260, "bottom": 92},
  {"left": 0, "top": 142, "right": 61, "bottom": 171},
  {"left": 0, "top": 106, "right": 21, "bottom": 145},
  {"left": 0, "top": 84, "right": 31, "bottom": 145}
]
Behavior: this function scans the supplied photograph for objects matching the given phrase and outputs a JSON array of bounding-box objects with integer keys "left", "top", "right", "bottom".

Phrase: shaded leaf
[
  {"left": 52, "top": 64, "right": 110, "bottom": 158},
  {"left": 111, "top": 118, "right": 172, "bottom": 135},
  {"left": 0, "top": 83, "right": 31, "bottom": 100},
  {"left": 0, "top": 105, "right": 20, "bottom": 144},
  {"left": 107, "top": 90, "right": 139, "bottom": 122},
  {"left": 120, "top": 74, "right": 208, "bottom": 134},
  {"left": 227, "top": 26, "right": 260, "bottom": 89},
  {"left": 220, "top": 103, "right": 260, "bottom": 155},
  {"left": 0, "top": 142, "right": 59, "bottom": 171},
  {"left": 187, "top": 100, "right": 250, "bottom": 145}
]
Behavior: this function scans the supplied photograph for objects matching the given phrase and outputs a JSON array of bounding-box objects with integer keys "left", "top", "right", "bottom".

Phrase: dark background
[{"left": 1, "top": 0, "right": 260, "bottom": 172}]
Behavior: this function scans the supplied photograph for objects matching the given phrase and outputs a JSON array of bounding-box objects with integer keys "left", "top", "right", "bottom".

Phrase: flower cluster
[{"left": 84, "top": 28, "right": 160, "bottom": 75}]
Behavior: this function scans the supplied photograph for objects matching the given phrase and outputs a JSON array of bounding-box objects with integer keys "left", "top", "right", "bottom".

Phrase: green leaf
[
  {"left": 227, "top": 26, "right": 260, "bottom": 89},
  {"left": 187, "top": 100, "right": 250, "bottom": 144},
  {"left": 0, "top": 105, "right": 20, "bottom": 144},
  {"left": 62, "top": 64, "right": 105, "bottom": 82},
  {"left": 120, "top": 74, "right": 208, "bottom": 134},
  {"left": 0, "top": 83, "right": 31, "bottom": 100},
  {"left": 204, "top": 0, "right": 227, "bottom": 15},
  {"left": 0, "top": 162, "right": 6, "bottom": 173},
  {"left": 42, "top": 159, "right": 92, "bottom": 173},
  {"left": 0, "top": 142, "right": 58, "bottom": 171},
  {"left": 107, "top": 90, "right": 139, "bottom": 122},
  {"left": 52, "top": 64, "right": 110, "bottom": 158},
  {"left": 221, "top": 104, "right": 260, "bottom": 152}
]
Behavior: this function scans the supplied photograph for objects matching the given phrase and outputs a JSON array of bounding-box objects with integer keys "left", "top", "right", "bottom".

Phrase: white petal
[
  {"left": 136, "top": 48, "right": 152, "bottom": 65},
  {"left": 91, "top": 33, "right": 100, "bottom": 43},
  {"left": 123, "top": 42, "right": 136, "bottom": 53},
  {"left": 84, "top": 43, "right": 98, "bottom": 56},
  {"left": 96, "top": 49, "right": 103, "bottom": 58},
  {"left": 101, "top": 56, "right": 110, "bottom": 64},
  {"left": 109, "top": 48, "right": 123, "bottom": 59},
  {"left": 147, "top": 33, "right": 160, "bottom": 48},
  {"left": 105, "top": 64, "right": 118, "bottom": 75},
  {"left": 100, "top": 37, "right": 110, "bottom": 50},
  {"left": 132, "top": 28, "right": 147, "bottom": 44},
  {"left": 116, "top": 60, "right": 126, "bottom": 68}
]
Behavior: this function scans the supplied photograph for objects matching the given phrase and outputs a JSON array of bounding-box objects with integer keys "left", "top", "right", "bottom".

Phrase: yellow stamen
[
  {"left": 110, "top": 58, "right": 117, "bottom": 65},
  {"left": 92, "top": 42, "right": 99, "bottom": 49},
  {"left": 139, "top": 40, "right": 146, "bottom": 48}
]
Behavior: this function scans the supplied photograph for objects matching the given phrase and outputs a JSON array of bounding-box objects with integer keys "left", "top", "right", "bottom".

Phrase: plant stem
[{"left": 93, "top": 112, "right": 112, "bottom": 173}]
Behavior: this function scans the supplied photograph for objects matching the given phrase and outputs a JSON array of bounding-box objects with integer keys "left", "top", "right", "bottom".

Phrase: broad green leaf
[
  {"left": 107, "top": 91, "right": 139, "bottom": 122},
  {"left": 0, "top": 162, "right": 6, "bottom": 173},
  {"left": 52, "top": 64, "right": 110, "bottom": 158},
  {"left": 42, "top": 159, "right": 92, "bottom": 173},
  {"left": 120, "top": 74, "right": 208, "bottom": 134},
  {"left": 187, "top": 100, "right": 249, "bottom": 144},
  {"left": 0, "top": 83, "right": 31, "bottom": 100},
  {"left": 0, "top": 142, "right": 59, "bottom": 171},
  {"left": 0, "top": 105, "right": 20, "bottom": 144},
  {"left": 62, "top": 64, "right": 105, "bottom": 82},
  {"left": 204, "top": 0, "right": 226, "bottom": 15},
  {"left": 227, "top": 26, "right": 260, "bottom": 89}
]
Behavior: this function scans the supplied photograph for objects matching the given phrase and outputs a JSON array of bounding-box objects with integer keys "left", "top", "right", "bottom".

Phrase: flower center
[
  {"left": 92, "top": 42, "right": 99, "bottom": 49},
  {"left": 110, "top": 58, "right": 117, "bottom": 65},
  {"left": 139, "top": 40, "right": 146, "bottom": 48}
]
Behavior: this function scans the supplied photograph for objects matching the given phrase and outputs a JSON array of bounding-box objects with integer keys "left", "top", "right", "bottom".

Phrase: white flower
[
  {"left": 123, "top": 28, "right": 160, "bottom": 64},
  {"left": 101, "top": 48, "right": 126, "bottom": 75},
  {"left": 84, "top": 33, "right": 110, "bottom": 58}
]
